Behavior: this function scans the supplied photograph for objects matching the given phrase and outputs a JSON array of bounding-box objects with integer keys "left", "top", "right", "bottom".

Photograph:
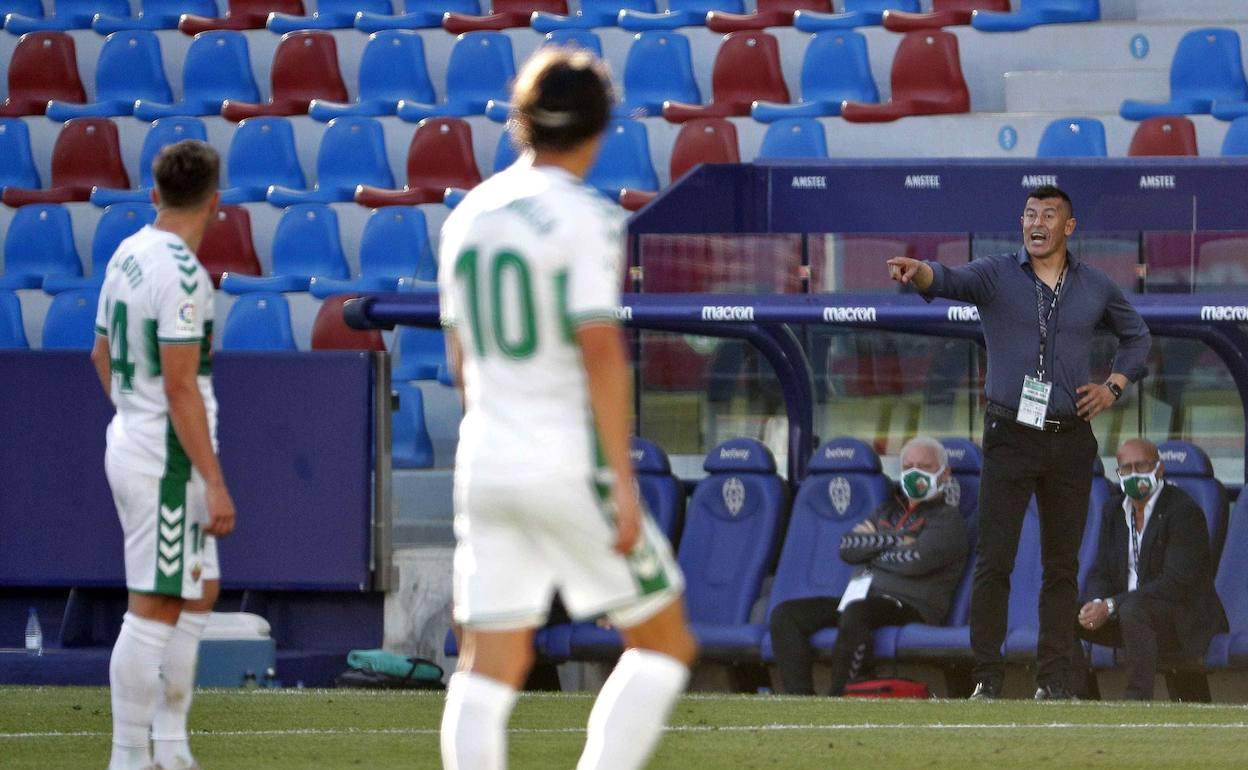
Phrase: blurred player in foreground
[{"left": 437, "top": 48, "right": 697, "bottom": 770}]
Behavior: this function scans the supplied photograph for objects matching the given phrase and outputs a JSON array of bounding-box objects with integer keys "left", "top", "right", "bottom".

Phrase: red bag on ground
[{"left": 843, "top": 678, "right": 930, "bottom": 699}]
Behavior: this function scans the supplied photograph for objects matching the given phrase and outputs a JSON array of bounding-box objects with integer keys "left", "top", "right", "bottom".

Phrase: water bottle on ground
[{"left": 24, "top": 608, "right": 43, "bottom": 656}]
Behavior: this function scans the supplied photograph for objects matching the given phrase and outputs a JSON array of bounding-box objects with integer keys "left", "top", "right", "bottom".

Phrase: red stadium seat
[
  {"left": 881, "top": 0, "right": 1008, "bottom": 32},
  {"left": 442, "top": 0, "right": 565, "bottom": 33},
  {"left": 220, "top": 31, "right": 347, "bottom": 121},
  {"left": 705, "top": 0, "right": 829, "bottom": 32},
  {"left": 621, "top": 118, "right": 739, "bottom": 211},
  {"left": 661, "top": 32, "right": 789, "bottom": 122},
  {"left": 0, "top": 32, "right": 86, "bottom": 117},
  {"left": 311, "top": 294, "right": 386, "bottom": 351},
  {"left": 841, "top": 30, "right": 969, "bottom": 123},
  {"left": 178, "top": 0, "right": 304, "bottom": 33},
  {"left": 1127, "top": 116, "right": 1199, "bottom": 156},
  {"left": 197, "top": 206, "right": 262, "bottom": 287},
  {"left": 355, "top": 118, "right": 482, "bottom": 207},
  {"left": 1, "top": 118, "right": 128, "bottom": 206}
]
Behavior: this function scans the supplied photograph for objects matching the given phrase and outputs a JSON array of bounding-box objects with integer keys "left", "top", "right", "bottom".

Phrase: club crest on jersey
[
  {"left": 722, "top": 477, "right": 745, "bottom": 516},
  {"left": 829, "top": 477, "right": 852, "bottom": 516},
  {"left": 175, "top": 299, "right": 197, "bottom": 334},
  {"left": 191, "top": 563, "right": 202, "bottom": 582}
]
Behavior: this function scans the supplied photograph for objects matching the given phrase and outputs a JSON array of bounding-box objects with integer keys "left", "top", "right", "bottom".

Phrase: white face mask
[
  {"left": 1119, "top": 462, "right": 1160, "bottom": 501},
  {"left": 900, "top": 466, "right": 945, "bottom": 503}
]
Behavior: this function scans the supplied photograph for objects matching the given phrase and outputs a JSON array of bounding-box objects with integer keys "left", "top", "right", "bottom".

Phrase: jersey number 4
[
  {"left": 108, "top": 300, "right": 137, "bottom": 393},
  {"left": 455, "top": 248, "right": 576, "bottom": 359}
]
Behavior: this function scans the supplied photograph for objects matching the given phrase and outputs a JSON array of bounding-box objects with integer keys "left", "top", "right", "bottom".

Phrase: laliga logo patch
[
  {"left": 722, "top": 477, "right": 745, "bottom": 516},
  {"left": 191, "top": 563, "right": 202, "bottom": 582},
  {"left": 944, "top": 477, "right": 961, "bottom": 508},
  {"left": 828, "top": 477, "right": 851, "bottom": 516},
  {"left": 175, "top": 299, "right": 197, "bottom": 335}
]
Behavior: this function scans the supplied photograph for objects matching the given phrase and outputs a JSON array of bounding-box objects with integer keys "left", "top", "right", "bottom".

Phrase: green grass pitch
[{"left": 4, "top": 687, "right": 1248, "bottom": 769}]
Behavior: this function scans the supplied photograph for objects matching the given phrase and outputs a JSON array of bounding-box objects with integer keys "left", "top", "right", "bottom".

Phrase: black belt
[{"left": 985, "top": 402, "right": 1080, "bottom": 433}]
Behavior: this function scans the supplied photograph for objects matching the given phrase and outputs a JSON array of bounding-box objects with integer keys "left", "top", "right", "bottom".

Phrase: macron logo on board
[
  {"left": 947, "top": 306, "right": 980, "bottom": 322},
  {"left": 822, "top": 307, "right": 877, "bottom": 323},
  {"left": 702, "top": 305, "right": 754, "bottom": 321},
  {"left": 1200, "top": 306, "right": 1248, "bottom": 321}
]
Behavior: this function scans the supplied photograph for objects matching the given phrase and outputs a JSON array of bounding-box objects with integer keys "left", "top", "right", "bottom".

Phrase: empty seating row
[{"left": 1119, "top": 27, "right": 1248, "bottom": 122}]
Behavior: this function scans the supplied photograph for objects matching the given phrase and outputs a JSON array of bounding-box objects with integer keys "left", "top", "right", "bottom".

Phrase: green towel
[{"left": 347, "top": 649, "right": 442, "bottom": 681}]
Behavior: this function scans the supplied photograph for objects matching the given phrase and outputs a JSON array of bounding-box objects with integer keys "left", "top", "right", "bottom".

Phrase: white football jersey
[
  {"left": 438, "top": 161, "right": 626, "bottom": 484},
  {"left": 95, "top": 225, "right": 218, "bottom": 479}
]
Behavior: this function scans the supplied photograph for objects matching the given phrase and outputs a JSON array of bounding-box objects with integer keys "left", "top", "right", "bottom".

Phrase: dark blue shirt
[{"left": 924, "top": 249, "right": 1151, "bottom": 418}]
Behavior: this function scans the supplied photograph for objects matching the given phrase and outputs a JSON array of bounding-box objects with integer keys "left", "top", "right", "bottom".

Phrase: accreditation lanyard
[{"left": 1033, "top": 266, "right": 1067, "bottom": 382}]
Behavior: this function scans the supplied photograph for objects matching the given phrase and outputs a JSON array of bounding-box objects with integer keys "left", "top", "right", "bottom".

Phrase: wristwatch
[
  {"left": 1104, "top": 380, "right": 1124, "bottom": 400},
  {"left": 1104, "top": 597, "right": 1117, "bottom": 617}
]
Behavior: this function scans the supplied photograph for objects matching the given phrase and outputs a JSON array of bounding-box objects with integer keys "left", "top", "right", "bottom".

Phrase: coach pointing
[{"left": 886, "top": 185, "right": 1151, "bottom": 699}]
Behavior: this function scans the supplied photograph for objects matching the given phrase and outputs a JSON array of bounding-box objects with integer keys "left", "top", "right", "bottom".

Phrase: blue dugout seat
[
  {"left": 753, "top": 31, "right": 877, "bottom": 121},
  {"left": 970, "top": 0, "right": 1098, "bottom": 32},
  {"left": 310, "top": 206, "right": 434, "bottom": 298},
  {"left": 267, "top": 117, "right": 394, "bottom": 206},
  {"left": 41, "top": 288, "right": 98, "bottom": 349},
  {"left": 1121, "top": 28, "right": 1248, "bottom": 121},
  {"left": 1207, "top": 492, "right": 1248, "bottom": 667},
  {"left": 309, "top": 31, "right": 435, "bottom": 121},
  {"left": 134, "top": 31, "right": 261, "bottom": 120},
  {"left": 220, "top": 204, "right": 349, "bottom": 294},
  {"left": 219, "top": 117, "right": 306, "bottom": 204},
  {"left": 1036, "top": 117, "right": 1107, "bottom": 157},
  {"left": 633, "top": 437, "right": 685, "bottom": 547},
  {"left": 396, "top": 32, "right": 514, "bottom": 121},
  {"left": 0, "top": 290, "right": 28, "bottom": 349},
  {"left": 755, "top": 118, "right": 827, "bottom": 159},
  {"left": 1156, "top": 440, "right": 1228, "bottom": 560},
  {"left": 616, "top": 31, "right": 699, "bottom": 118},
  {"left": 44, "top": 202, "right": 156, "bottom": 294},
  {"left": 531, "top": 0, "right": 655, "bottom": 31},
  {"left": 793, "top": 0, "right": 919, "bottom": 32},
  {"left": 92, "top": 117, "right": 208, "bottom": 206},
  {"left": 0, "top": 204, "right": 81, "bottom": 290},
  {"left": 220, "top": 292, "right": 297, "bottom": 350},
  {"left": 46, "top": 31, "right": 171, "bottom": 120}
]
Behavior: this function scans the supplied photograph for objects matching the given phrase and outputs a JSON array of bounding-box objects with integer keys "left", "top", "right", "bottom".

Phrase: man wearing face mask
[
  {"left": 1071, "top": 438, "right": 1227, "bottom": 700},
  {"left": 769, "top": 437, "right": 968, "bottom": 696}
]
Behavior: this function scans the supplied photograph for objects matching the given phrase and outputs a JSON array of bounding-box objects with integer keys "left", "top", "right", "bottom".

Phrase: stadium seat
[
  {"left": 620, "top": 117, "right": 738, "bottom": 210},
  {"left": 267, "top": 117, "right": 394, "bottom": 206},
  {"left": 134, "top": 31, "right": 261, "bottom": 120},
  {"left": 309, "top": 31, "right": 434, "bottom": 121},
  {"left": 0, "top": 0, "right": 41, "bottom": 28},
  {"left": 0, "top": 290, "right": 28, "bottom": 349},
  {"left": 542, "top": 28, "right": 602, "bottom": 56},
  {"left": 1221, "top": 116, "right": 1248, "bottom": 155},
  {"left": 633, "top": 437, "right": 685, "bottom": 546},
  {"left": 938, "top": 437, "right": 981, "bottom": 524},
  {"left": 354, "top": 0, "right": 478, "bottom": 31},
  {"left": 755, "top": 118, "right": 827, "bottom": 159},
  {"left": 0, "top": 119, "right": 40, "bottom": 193},
  {"left": 392, "top": 325, "right": 446, "bottom": 380},
  {"left": 46, "top": 30, "right": 171, "bottom": 120},
  {"left": 1120, "top": 28, "right": 1248, "bottom": 120},
  {"left": 841, "top": 30, "right": 969, "bottom": 123},
  {"left": 705, "top": 0, "right": 828, "bottom": 33},
  {"left": 310, "top": 206, "right": 434, "bottom": 297},
  {"left": 220, "top": 204, "right": 349, "bottom": 293},
  {"left": 1127, "top": 116, "right": 1199, "bottom": 156},
  {"left": 310, "top": 294, "right": 386, "bottom": 351},
  {"left": 970, "top": 0, "right": 1099, "bottom": 32},
  {"left": 219, "top": 118, "right": 306, "bottom": 204},
  {"left": 662, "top": 31, "right": 789, "bottom": 122},
  {"left": 44, "top": 202, "right": 156, "bottom": 293},
  {"left": 1156, "top": 440, "right": 1228, "bottom": 560},
  {"left": 531, "top": 0, "right": 655, "bottom": 31},
  {"left": 752, "top": 30, "right": 877, "bottom": 121},
  {"left": 442, "top": 0, "right": 565, "bottom": 33},
  {"left": 221, "top": 31, "right": 348, "bottom": 121},
  {"left": 4, "top": 0, "right": 127, "bottom": 32},
  {"left": 178, "top": 0, "right": 304, "bottom": 32},
  {"left": 882, "top": 0, "right": 1008, "bottom": 32},
  {"left": 584, "top": 119, "right": 659, "bottom": 200},
  {"left": 0, "top": 32, "right": 86, "bottom": 117},
  {"left": 793, "top": 0, "right": 919, "bottom": 31},
  {"left": 0, "top": 204, "right": 81, "bottom": 290},
  {"left": 268, "top": 0, "right": 391, "bottom": 30},
  {"left": 198, "top": 206, "right": 262, "bottom": 287},
  {"left": 40, "top": 288, "right": 99, "bottom": 350},
  {"left": 219, "top": 292, "right": 297, "bottom": 350},
  {"left": 392, "top": 382, "right": 434, "bottom": 469},
  {"left": 616, "top": 31, "right": 700, "bottom": 118},
  {"left": 492, "top": 126, "right": 520, "bottom": 173},
  {"left": 1035, "top": 116, "right": 1107, "bottom": 157},
  {"left": 355, "top": 118, "right": 480, "bottom": 207},
  {"left": 1208, "top": 492, "right": 1248, "bottom": 667},
  {"left": 618, "top": 0, "right": 743, "bottom": 31},
  {"left": 92, "top": 117, "right": 207, "bottom": 206},
  {"left": 92, "top": 0, "right": 217, "bottom": 31},
  {"left": 2, "top": 118, "right": 130, "bottom": 206},
  {"left": 395, "top": 32, "right": 514, "bottom": 121}
]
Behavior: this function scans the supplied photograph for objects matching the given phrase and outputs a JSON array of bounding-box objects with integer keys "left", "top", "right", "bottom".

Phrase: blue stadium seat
[
  {"left": 531, "top": 0, "right": 655, "bottom": 31},
  {"left": 267, "top": 117, "right": 394, "bottom": 206},
  {"left": 355, "top": 0, "right": 478, "bottom": 31},
  {"left": 633, "top": 437, "right": 684, "bottom": 546},
  {"left": 44, "top": 202, "right": 156, "bottom": 293},
  {"left": 1208, "top": 492, "right": 1248, "bottom": 667},
  {"left": 1155, "top": 440, "right": 1228, "bottom": 560},
  {"left": 392, "top": 382, "right": 434, "bottom": 468},
  {"left": 92, "top": 117, "right": 208, "bottom": 206},
  {"left": 1221, "top": 116, "right": 1248, "bottom": 155},
  {"left": 618, "top": 0, "right": 742, "bottom": 31},
  {"left": 0, "top": 204, "right": 81, "bottom": 290},
  {"left": 616, "top": 32, "right": 699, "bottom": 118},
  {"left": 219, "top": 117, "right": 306, "bottom": 204},
  {"left": 1120, "top": 29, "right": 1248, "bottom": 121},
  {"left": 92, "top": 0, "right": 217, "bottom": 32},
  {"left": 310, "top": 206, "right": 434, "bottom": 297},
  {"left": 0, "top": 290, "right": 28, "bottom": 349},
  {"left": 752, "top": 31, "right": 877, "bottom": 121},
  {"left": 269, "top": 0, "right": 392, "bottom": 30},
  {"left": 220, "top": 292, "right": 297, "bottom": 350},
  {"left": 543, "top": 28, "right": 603, "bottom": 57},
  {"left": 1035, "top": 117, "right": 1107, "bottom": 157},
  {"left": 220, "top": 204, "right": 350, "bottom": 293},
  {"left": 755, "top": 118, "right": 827, "bottom": 159},
  {"left": 0, "top": 0, "right": 42, "bottom": 29},
  {"left": 45, "top": 31, "right": 171, "bottom": 120},
  {"left": 939, "top": 437, "right": 981, "bottom": 524},
  {"left": 5, "top": 0, "right": 128, "bottom": 32},
  {"left": 0, "top": 119, "right": 39, "bottom": 193},
  {"left": 970, "top": 0, "right": 1098, "bottom": 32},
  {"left": 493, "top": 127, "right": 520, "bottom": 173},
  {"left": 134, "top": 31, "right": 261, "bottom": 120},
  {"left": 396, "top": 32, "right": 514, "bottom": 121},
  {"left": 41, "top": 288, "right": 98, "bottom": 350},
  {"left": 793, "top": 0, "right": 920, "bottom": 31},
  {"left": 392, "top": 325, "right": 446, "bottom": 381},
  {"left": 309, "top": 31, "right": 435, "bottom": 121},
  {"left": 584, "top": 119, "right": 658, "bottom": 199}
]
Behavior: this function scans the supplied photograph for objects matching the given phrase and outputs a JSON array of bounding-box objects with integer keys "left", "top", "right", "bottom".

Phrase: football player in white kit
[
  {"left": 438, "top": 48, "right": 697, "bottom": 770},
  {"left": 91, "top": 140, "right": 236, "bottom": 770}
]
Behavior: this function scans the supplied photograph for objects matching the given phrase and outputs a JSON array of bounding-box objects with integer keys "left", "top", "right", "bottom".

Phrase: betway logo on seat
[
  {"left": 701, "top": 305, "right": 754, "bottom": 321},
  {"left": 1159, "top": 449, "right": 1187, "bottom": 465},
  {"left": 904, "top": 175, "right": 941, "bottom": 189},
  {"left": 946, "top": 447, "right": 965, "bottom": 461},
  {"left": 1201, "top": 305, "right": 1248, "bottom": 321},
  {"left": 720, "top": 447, "right": 751, "bottom": 461},
  {"left": 822, "top": 307, "right": 877, "bottom": 323},
  {"left": 823, "top": 447, "right": 855, "bottom": 459},
  {"left": 1139, "top": 175, "right": 1176, "bottom": 189},
  {"left": 791, "top": 175, "right": 827, "bottom": 189},
  {"left": 947, "top": 306, "right": 980, "bottom": 322},
  {"left": 1022, "top": 174, "right": 1058, "bottom": 187},
  {"left": 629, "top": 449, "right": 644, "bottom": 462}
]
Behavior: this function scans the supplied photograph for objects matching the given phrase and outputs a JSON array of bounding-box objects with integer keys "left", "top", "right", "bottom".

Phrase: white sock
[
  {"left": 153, "top": 611, "right": 210, "bottom": 770},
  {"left": 440, "top": 672, "right": 518, "bottom": 770},
  {"left": 577, "top": 649, "right": 690, "bottom": 770},
  {"left": 109, "top": 612, "right": 174, "bottom": 770}
]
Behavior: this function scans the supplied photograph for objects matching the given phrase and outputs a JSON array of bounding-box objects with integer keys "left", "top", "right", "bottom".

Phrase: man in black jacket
[
  {"left": 770, "top": 437, "right": 968, "bottom": 695},
  {"left": 1073, "top": 438, "right": 1228, "bottom": 700}
]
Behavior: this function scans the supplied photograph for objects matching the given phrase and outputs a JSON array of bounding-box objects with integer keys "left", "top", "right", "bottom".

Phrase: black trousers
[
  {"left": 971, "top": 415, "right": 1097, "bottom": 686},
  {"left": 770, "top": 595, "right": 921, "bottom": 695},
  {"left": 1072, "top": 593, "right": 1188, "bottom": 700}
]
